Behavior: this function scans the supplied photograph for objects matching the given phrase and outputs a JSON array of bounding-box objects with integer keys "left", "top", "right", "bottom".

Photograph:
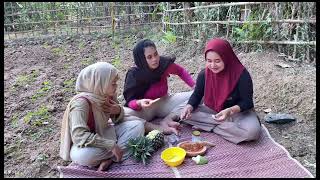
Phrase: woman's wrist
[
  {"left": 228, "top": 107, "right": 234, "bottom": 116},
  {"left": 228, "top": 105, "right": 240, "bottom": 116},
  {"left": 187, "top": 104, "right": 194, "bottom": 111}
]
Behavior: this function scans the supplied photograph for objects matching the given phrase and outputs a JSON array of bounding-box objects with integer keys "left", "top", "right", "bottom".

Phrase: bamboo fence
[
  {"left": 4, "top": 2, "right": 316, "bottom": 63},
  {"left": 4, "top": 2, "right": 167, "bottom": 39},
  {"left": 162, "top": 2, "right": 316, "bottom": 63}
]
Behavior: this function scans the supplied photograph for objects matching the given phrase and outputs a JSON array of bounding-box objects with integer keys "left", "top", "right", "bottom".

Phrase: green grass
[
  {"left": 31, "top": 80, "right": 52, "bottom": 101},
  {"left": 111, "top": 38, "right": 121, "bottom": 69},
  {"left": 92, "top": 42, "right": 101, "bottom": 53},
  {"left": 78, "top": 41, "right": 85, "bottom": 49},
  {"left": 30, "top": 69, "right": 40, "bottom": 78},
  {"left": 23, "top": 106, "right": 50, "bottom": 126},
  {"left": 14, "top": 70, "right": 39, "bottom": 88},
  {"left": 147, "top": 33, "right": 163, "bottom": 43},
  {"left": 63, "top": 64, "right": 70, "bottom": 69},
  {"left": 15, "top": 75, "right": 29, "bottom": 86},
  {"left": 161, "top": 31, "right": 177, "bottom": 44},
  {"left": 4, "top": 139, "right": 23, "bottom": 156},
  {"left": 36, "top": 153, "right": 49, "bottom": 162},
  {"left": 112, "top": 54, "right": 121, "bottom": 68},
  {"left": 112, "top": 40, "right": 121, "bottom": 49},
  {"left": 42, "top": 42, "right": 50, "bottom": 49},
  {"left": 30, "top": 127, "right": 53, "bottom": 141},
  {"left": 124, "top": 36, "right": 135, "bottom": 47},
  {"left": 51, "top": 47, "right": 64, "bottom": 55},
  {"left": 10, "top": 114, "right": 19, "bottom": 128},
  {"left": 63, "top": 78, "right": 76, "bottom": 87},
  {"left": 80, "top": 57, "right": 94, "bottom": 66},
  {"left": 63, "top": 78, "right": 76, "bottom": 93}
]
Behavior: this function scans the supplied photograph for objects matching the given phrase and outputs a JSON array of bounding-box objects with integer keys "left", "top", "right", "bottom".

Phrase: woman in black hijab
[{"left": 123, "top": 39, "right": 195, "bottom": 135}]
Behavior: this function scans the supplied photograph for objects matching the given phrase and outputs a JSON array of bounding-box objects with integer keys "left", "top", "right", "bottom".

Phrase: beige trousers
[
  {"left": 69, "top": 120, "right": 145, "bottom": 167},
  {"left": 123, "top": 91, "right": 193, "bottom": 122},
  {"left": 177, "top": 103, "right": 261, "bottom": 144}
]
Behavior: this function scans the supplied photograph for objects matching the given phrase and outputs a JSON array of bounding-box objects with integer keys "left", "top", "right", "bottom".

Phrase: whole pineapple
[
  {"left": 146, "top": 130, "right": 165, "bottom": 151},
  {"left": 126, "top": 136, "right": 154, "bottom": 165}
]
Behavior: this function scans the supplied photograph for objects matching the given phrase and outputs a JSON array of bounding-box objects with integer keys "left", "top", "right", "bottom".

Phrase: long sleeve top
[
  {"left": 69, "top": 98, "right": 124, "bottom": 151},
  {"left": 188, "top": 69, "right": 254, "bottom": 112},
  {"left": 128, "top": 63, "right": 195, "bottom": 110}
]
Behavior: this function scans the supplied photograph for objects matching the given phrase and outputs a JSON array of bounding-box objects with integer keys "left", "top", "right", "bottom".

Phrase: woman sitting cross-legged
[
  {"left": 60, "top": 62, "right": 145, "bottom": 171},
  {"left": 179, "top": 38, "right": 261, "bottom": 144},
  {"left": 123, "top": 39, "right": 195, "bottom": 135}
]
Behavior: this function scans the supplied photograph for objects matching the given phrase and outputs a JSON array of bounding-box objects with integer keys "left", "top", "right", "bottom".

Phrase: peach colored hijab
[{"left": 60, "top": 62, "right": 118, "bottom": 161}]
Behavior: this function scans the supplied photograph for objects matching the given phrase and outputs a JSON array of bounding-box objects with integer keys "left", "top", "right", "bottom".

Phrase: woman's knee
[
  {"left": 116, "top": 120, "right": 145, "bottom": 155},
  {"left": 238, "top": 111, "right": 261, "bottom": 141},
  {"left": 132, "top": 120, "right": 145, "bottom": 133},
  {"left": 70, "top": 146, "right": 106, "bottom": 167},
  {"left": 124, "top": 120, "right": 145, "bottom": 135},
  {"left": 244, "top": 124, "right": 261, "bottom": 141}
]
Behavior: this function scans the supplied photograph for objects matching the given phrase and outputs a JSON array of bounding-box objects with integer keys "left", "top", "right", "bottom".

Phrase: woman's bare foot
[
  {"left": 160, "top": 123, "right": 180, "bottom": 135},
  {"left": 192, "top": 125, "right": 202, "bottom": 131},
  {"left": 97, "top": 159, "right": 113, "bottom": 171},
  {"left": 160, "top": 113, "right": 181, "bottom": 135}
]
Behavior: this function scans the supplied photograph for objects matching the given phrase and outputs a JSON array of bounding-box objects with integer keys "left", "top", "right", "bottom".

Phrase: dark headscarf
[
  {"left": 204, "top": 38, "right": 245, "bottom": 112},
  {"left": 123, "top": 39, "right": 175, "bottom": 106}
]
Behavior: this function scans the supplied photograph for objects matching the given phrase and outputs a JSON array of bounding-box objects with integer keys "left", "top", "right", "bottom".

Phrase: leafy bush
[{"left": 162, "top": 31, "right": 177, "bottom": 44}]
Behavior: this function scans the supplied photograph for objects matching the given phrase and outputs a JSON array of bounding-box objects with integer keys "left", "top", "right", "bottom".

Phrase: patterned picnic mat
[{"left": 57, "top": 124, "right": 313, "bottom": 178}]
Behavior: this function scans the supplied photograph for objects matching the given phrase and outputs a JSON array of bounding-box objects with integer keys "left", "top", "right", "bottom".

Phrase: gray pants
[
  {"left": 69, "top": 120, "right": 144, "bottom": 167},
  {"left": 123, "top": 91, "right": 193, "bottom": 122},
  {"left": 179, "top": 104, "right": 261, "bottom": 144}
]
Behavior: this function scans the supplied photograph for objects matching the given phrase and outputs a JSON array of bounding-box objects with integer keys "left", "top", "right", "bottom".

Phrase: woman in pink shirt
[{"left": 123, "top": 39, "right": 195, "bottom": 135}]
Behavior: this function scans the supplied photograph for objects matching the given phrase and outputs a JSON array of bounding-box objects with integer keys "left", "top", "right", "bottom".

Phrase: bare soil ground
[{"left": 4, "top": 27, "right": 316, "bottom": 177}]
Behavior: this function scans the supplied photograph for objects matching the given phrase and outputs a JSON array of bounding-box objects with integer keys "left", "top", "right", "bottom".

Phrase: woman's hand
[
  {"left": 160, "top": 121, "right": 181, "bottom": 135},
  {"left": 180, "top": 104, "right": 193, "bottom": 120},
  {"left": 137, "top": 98, "right": 159, "bottom": 108},
  {"left": 212, "top": 108, "right": 232, "bottom": 121},
  {"left": 103, "top": 99, "right": 121, "bottom": 115},
  {"left": 111, "top": 144, "right": 123, "bottom": 162}
]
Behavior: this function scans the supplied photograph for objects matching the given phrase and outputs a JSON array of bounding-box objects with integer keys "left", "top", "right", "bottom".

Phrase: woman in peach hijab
[{"left": 60, "top": 62, "right": 144, "bottom": 171}]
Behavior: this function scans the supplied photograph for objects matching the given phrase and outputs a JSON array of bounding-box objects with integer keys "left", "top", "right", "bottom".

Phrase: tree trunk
[
  {"left": 183, "top": 2, "right": 192, "bottom": 38},
  {"left": 103, "top": 2, "right": 109, "bottom": 16}
]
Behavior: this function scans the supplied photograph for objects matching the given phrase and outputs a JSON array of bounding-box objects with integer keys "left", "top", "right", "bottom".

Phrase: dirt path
[{"left": 4, "top": 30, "right": 316, "bottom": 177}]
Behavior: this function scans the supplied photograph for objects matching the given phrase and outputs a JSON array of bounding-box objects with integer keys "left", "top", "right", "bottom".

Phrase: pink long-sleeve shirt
[{"left": 128, "top": 63, "right": 195, "bottom": 110}]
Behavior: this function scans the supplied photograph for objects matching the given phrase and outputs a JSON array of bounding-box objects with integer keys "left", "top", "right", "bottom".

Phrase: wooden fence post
[
  {"left": 292, "top": 2, "right": 298, "bottom": 60},
  {"left": 304, "top": 3, "right": 311, "bottom": 63},
  {"left": 162, "top": 3, "right": 166, "bottom": 32},
  {"left": 275, "top": 2, "right": 281, "bottom": 53},
  {"left": 10, "top": 2, "right": 18, "bottom": 39},
  {"left": 167, "top": 2, "right": 170, "bottom": 31},
  {"left": 226, "top": 6, "right": 232, "bottom": 38},
  {"left": 126, "top": 2, "right": 131, "bottom": 26}
]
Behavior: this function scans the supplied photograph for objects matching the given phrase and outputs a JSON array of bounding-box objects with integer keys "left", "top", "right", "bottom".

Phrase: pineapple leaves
[
  {"left": 127, "top": 136, "right": 154, "bottom": 165},
  {"left": 126, "top": 130, "right": 165, "bottom": 165}
]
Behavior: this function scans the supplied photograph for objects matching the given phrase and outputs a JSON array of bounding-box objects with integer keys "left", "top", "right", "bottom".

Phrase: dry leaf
[
  {"left": 264, "top": 108, "right": 272, "bottom": 113},
  {"left": 276, "top": 62, "right": 291, "bottom": 68}
]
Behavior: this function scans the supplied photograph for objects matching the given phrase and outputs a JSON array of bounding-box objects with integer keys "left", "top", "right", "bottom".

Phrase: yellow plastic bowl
[{"left": 161, "top": 147, "right": 186, "bottom": 167}]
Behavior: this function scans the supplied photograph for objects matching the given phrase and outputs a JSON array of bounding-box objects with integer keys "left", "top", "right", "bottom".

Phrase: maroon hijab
[{"left": 204, "top": 38, "right": 245, "bottom": 112}]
